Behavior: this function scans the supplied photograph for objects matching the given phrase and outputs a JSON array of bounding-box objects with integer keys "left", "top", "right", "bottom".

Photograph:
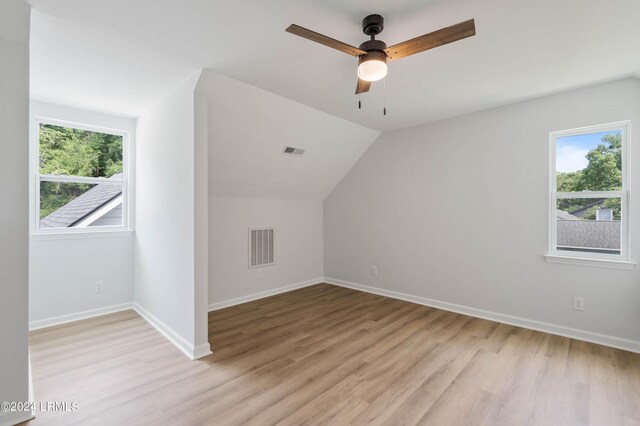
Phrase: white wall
[
  {"left": 209, "top": 197, "right": 323, "bottom": 306},
  {"left": 28, "top": 102, "right": 135, "bottom": 328},
  {"left": 29, "top": 236, "right": 134, "bottom": 326},
  {"left": 324, "top": 78, "right": 640, "bottom": 347},
  {"left": 202, "top": 71, "right": 379, "bottom": 201},
  {"left": 0, "top": 1, "right": 31, "bottom": 425},
  {"left": 201, "top": 70, "right": 372, "bottom": 307},
  {"left": 135, "top": 72, "right": 210, "bottom": 359}
]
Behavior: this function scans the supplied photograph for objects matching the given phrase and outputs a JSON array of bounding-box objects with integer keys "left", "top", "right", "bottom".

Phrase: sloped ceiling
[
  {"left": 200, "top": 71, "right": 380, "bottom": 200},
  {"left": 27, "top": 0, "right": 640, "bottom": 200},
  {"left": 28, "top": 0, "right": 640, "bottom": 131}
]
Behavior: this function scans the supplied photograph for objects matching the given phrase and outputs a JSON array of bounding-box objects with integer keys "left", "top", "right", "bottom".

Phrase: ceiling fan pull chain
[
  {"left": 383, "top": 76, "right": 387, "bottom": 116},
  {"left": 358, "top": 56, "right": 362, "bottom": 110}
]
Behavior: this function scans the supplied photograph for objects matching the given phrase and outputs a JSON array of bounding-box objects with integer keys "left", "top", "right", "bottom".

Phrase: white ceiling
[
  {"left": 200, "top": 71, "right": 379, "bottom": 200},
  {"left": 28, "top": 0, "right": 640, "bottom": 131},
  {"left": 29, "top": 10, "right": 198, "bottom": 118}
]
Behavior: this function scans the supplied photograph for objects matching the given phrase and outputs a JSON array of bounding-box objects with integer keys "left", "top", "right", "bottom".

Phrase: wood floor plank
[{"left": 24, "top": 283, "right": 640, "bottom": 426}]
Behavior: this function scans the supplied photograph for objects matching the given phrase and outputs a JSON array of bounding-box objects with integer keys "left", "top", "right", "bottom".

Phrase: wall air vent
[
  {"left": 282, "top": 146, "right": 305, "bottom": 156},
  {"left": 249, "top": 227, "right": 275, "bottom": 268}
]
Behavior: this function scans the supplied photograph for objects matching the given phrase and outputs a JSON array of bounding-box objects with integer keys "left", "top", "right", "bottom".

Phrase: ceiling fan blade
[
  {"left": 384, "top": 19, "right": 476, "bottom": 60},
  {"left": 286, "top": 24, "right": 367, "bottom": 57},
  {"left": 355, "top": 79, "right": 371, "bottom": 94}
]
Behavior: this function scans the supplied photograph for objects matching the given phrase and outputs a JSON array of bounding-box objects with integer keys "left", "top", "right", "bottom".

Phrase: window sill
[
  {"left": 544, "top": 254, "right": 636, "bottom": 270},
  {"left": 30, "top": 230, "right": 133, "bottom": 241}
]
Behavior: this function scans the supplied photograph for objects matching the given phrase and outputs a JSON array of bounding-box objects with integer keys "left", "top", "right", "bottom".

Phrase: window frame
[
  {"left": 548, "top": 120, "right": 631, "bottom": 264},
  {"left": 31, "top": 116, "right": 132, "bottom": 237}
]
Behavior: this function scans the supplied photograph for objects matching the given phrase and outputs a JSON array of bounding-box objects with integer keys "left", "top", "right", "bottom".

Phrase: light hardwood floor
[{"left": 25, "top": 283, "right": 640, "bottom": 425}]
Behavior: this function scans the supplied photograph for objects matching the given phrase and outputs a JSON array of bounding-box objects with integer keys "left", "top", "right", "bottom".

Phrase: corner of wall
[
  {"left": 0, "top": 0, "right": 31, "bottom": 414},
  {"left": 133, "top": 68, "right": 211, "bottom": 360}
]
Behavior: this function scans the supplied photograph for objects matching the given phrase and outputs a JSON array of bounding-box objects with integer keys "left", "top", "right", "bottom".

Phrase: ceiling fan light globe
[{"left": 358, "top": 60, "right": 387, "bottom": 82}]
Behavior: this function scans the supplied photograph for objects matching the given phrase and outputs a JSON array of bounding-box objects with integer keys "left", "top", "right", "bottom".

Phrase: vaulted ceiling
[
  {"left": 199, "top": 71, "right": 379, "bottom": 200},
  {"left": 29, "top": 0, "right": 640, "bottom": 131}
]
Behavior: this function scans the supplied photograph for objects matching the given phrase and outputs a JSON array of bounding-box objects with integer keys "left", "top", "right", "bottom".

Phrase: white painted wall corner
[{"left": 132, "top": 303, "right": 211, "bottom": 360}]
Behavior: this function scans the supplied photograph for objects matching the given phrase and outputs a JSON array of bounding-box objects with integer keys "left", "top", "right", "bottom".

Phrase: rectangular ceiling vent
[
  {"left": 282, "top": 146, "right": 305, "bottom": 156},
  {"left": 249, "top": 227, "right": 275, "bottom": 268}
]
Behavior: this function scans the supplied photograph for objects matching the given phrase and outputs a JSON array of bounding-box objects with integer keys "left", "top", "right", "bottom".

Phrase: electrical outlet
[
  {"left": 256, "top": 269, "right": 263, "bottom": 279},
  {"left": 573, "top": 296, "right": 585, "bottom": 311},
  {"left": 370, "top": 265, "right": 378, "bottom": 277},
  {"left": 95, "top": 281, "right": 104, "bottom": 293}
]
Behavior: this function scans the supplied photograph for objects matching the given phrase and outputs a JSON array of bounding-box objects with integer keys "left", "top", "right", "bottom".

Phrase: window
[
  {"left": 33, "top": 119, "right": 130, "bottom": 234},
  {"left": 549, "top": 121, "right": 629, "bottom": 263}
]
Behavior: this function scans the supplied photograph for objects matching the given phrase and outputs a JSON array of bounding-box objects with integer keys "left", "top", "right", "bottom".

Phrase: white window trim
[
  {"left": 546, "top": 120, "right": 634, "bottom": 269},
  {"left": 30, "top": 116, "right": 133, "bottom": 238},
  {"left": 544, "top": 254, "right": 635, "bottom": 270}
]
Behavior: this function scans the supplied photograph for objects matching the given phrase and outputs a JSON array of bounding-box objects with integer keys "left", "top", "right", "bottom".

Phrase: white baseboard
[
  {"left": 192, "top": 342, "right": 213, "bottom": 360},
  {"left": 132, "top": 302, "right": 211, "bottom": 360},
  {"left": 29, "top": 301, "right": 212, "bottom": 360},
  {"left": 208, "top": 277, "right": 324, "bottom": 311},
  {"left": 29, "top": 302, "right": 133, "bottom": 331},
  {"left": 0, "top": 410, "right": 35, "bottom": 426},
  {"left": 324, "top": 277, "right": 640, "bottom": 354}
]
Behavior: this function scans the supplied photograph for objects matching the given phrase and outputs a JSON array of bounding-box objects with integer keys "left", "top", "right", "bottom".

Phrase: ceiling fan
[{"left": 286, "top": 15, "right": 476, "bottom": 95}]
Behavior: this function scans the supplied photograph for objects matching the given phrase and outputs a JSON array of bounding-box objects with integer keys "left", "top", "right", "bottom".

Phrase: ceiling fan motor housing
[
  {"left": 359, "top": 39, "right": 387, "bottom": 52},
  {"left": 358, "top": 15, "right": 388, "bottom": 81},
  {"left": 358, "top": 50, "right": 387, "bottom": 68},
  {"left": 358, "top": 39, "right": 388, "bottom": 68},
  {"left": 362, "top": 14, "right": 384, "bottom": 36}
]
